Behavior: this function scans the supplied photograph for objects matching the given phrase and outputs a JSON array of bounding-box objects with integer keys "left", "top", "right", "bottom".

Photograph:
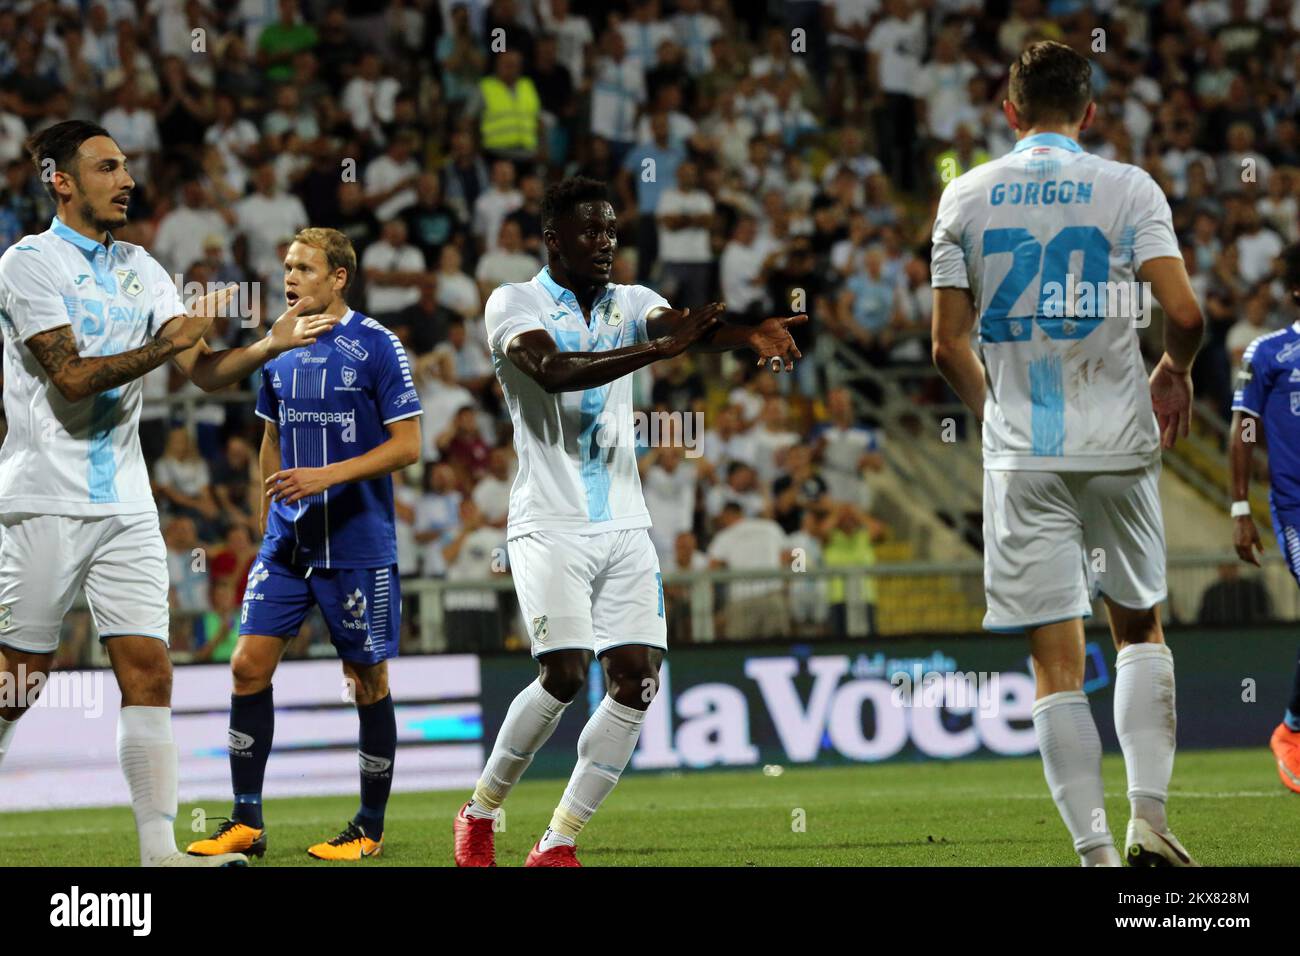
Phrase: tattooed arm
[{"left": 26, "top": 310, "right": 212, "bottom": 404}]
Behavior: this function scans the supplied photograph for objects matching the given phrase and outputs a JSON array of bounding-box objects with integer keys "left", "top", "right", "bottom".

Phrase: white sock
[
  {"left": 1115, "top": 642, "right": 1176, "bottom": 833},
  {"left": 471, "top": 679, "right": 569, "bottom": 814},
  {"left": 538, "top": 827, "right": 576, "bottom": 852},
  {"left": 0, "top": 715, "right": 18, "bottom": 767},
  {"left": 1033, "top": 690, "right": 1116, "bottom": 861},
  {"left": 117, "top": 706, "right": 180, "bottom": 866},
  {"left": 544, "top": 695, "right": 646, "bottom": 846}
]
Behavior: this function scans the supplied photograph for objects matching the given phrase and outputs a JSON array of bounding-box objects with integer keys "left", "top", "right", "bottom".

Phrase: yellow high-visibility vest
[{"left": 479, "top": 76, "right": 540, "bottom": 152}]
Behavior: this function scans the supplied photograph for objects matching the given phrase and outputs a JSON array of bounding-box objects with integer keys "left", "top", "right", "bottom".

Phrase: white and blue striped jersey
[
  {"left": 256, "top": 309, "right": 422, "bottom": 569},
  {"left": 0, "top": 217, "right": 186, "bottom": 516},
  {"left": 931, "top": 132, "right": 1182, "bottom": 471},
  {"left": 485, "top": 267, "right": 669, "bottom": 540}
]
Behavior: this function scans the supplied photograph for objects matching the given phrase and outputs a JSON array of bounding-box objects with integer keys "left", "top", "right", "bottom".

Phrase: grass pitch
[{"left": 2, "top": 747, "right": 1295, "bottom": 866}]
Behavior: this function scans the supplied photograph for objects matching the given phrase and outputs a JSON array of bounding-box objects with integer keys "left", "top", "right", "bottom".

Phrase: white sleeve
[
  {"left": 484, "top": 283, "right": 546, "bottom": 353},
  {"left": 1129, "top": 171, "right": 1181, "bottom": 271},
  {"left": 930, "top": 180, "right": 970, "bottom": 289},
  {"left": 139, "top": 253, "right": 187, "bottom": 337},
  {"left": 624, "top": 284, "right": 672, "bottom": 345},
  {"left": 0, "top": 246, "right": 75, "bottom": 342}
]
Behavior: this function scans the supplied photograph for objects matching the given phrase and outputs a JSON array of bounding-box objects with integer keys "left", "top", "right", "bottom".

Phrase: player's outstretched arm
[
  {"left": 506, "top": 305, "right": 724, "bottom": 393},
  {"left": 26, "top": 314, "right": 211, "bottom": 404},
  {"left": 266, "top": 418, "right": 421, "bottom": 505},
  {"left": 1139, "top": 256, "right": 1205, "bottom": 448},
  {"left": 645, "top": 306, "right": 807, "bottom": 368},
  {"left": 1229, "top": 410, "right": 1265, "bottom": 567},
  {"left": 931, "top": 286, "right": 986, "bottom": 422},
  {"left": 172, "top": 292, "right": 340, "bottom": 391}
]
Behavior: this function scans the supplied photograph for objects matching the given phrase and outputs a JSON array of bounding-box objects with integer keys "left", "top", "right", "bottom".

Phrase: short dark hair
[
  {"left": 1008, "top": 41, "right": 1092, "bottom": 128},
  {"left": 26, "top": 120, "right": 113, "bottom": 201},
  {"left": 1282, "top": 242, "right": 1300, "bottom": 294},
  {"left": 542, "top": 176, "right": 609, "bottom": 231}
]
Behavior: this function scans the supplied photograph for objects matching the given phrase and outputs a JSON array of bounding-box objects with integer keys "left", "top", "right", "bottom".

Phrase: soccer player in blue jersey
[
  {"left": 186, "top": 228, "right": 422, "bottom": 861},
  {"left": 1230, "top": 242, "right": 1300, "bottom": 795},
  {"left": 931, "top": 42, "right": 1204, "bottom": 866}
]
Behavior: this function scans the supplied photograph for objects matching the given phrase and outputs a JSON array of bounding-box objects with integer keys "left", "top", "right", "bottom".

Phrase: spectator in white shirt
[
  {"left": 707, "top": 503, "right": 792, "bottom": 638},
  {"left": 100, "top": 80, "right": 159, "bottom": 180},
  {"left": 1235, "top": 206, "right": 1285, "bottom": 286},
  {"left": 751, "top": 396, "right": 801, "bottom": 486},
  {"left": 640, "top": 444, "right": 700, "bottom": 567},
  {"left": 672, "top": 0, "right": 722, "bottom": 75},
  {"left": 416, "top": 351, "right": 475, "bottom": 461},
  {"left": 475, "top": 219, "right": 542, "bottom": 299},
  {"left": 234, "top": 161, "right": 309, "bottom": 284},
  {"left": 656, "top": 160, "right": 715, "bottom": 308},
  {"left": 436, "top": 318, "right": 494, "bottom": 393},
  {"left": 436, "top": 244, "right": 482, "bottom": 319},
  {"left": 472, "top": 159, "right": 523, "bottom": 254},
  {"left": 366, "top": 132, "right": 422, "bottom": 223},
  {"left": 540, "top": 0, "right": 594, "bottom": 86},
  {"left": 704, "top": 461, "right": 769, "bottom": 522},
  {"left": 471, "top": 447, "right": 515, "bottom": 528},
  {"left": 341, "top": 51, "right": 401, "bottom": 143},
  {"left": 204, "top": 91, "right": 260, "bottom": 183},
  {"left": 362, "top": 218, "right": 428, "bottom": 319},
  {"left": 154, "top": 179, "right": 234, "bottom": 275},
  {"left": 415, "top": 462, "right": 463, "bottom": 576},
  {"left": 620, "top": 0, "right": 675, "bottom": 71},
  {"left": 720, "top": 215, "right": 778, "bottom": 321},
  {"left": 590, "top": 29, "right": 645, "bottom": 157}
]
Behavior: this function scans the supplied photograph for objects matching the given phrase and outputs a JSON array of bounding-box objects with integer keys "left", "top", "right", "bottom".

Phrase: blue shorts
[
  {"left": 1271, "top": 501, "right": 1300, "bottom": 584},
  {"left": 239, "top": 556, "right": 400, "bottom": 664}
]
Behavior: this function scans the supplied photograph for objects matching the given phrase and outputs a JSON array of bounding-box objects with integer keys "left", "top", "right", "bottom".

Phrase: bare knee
[
  {"left": 1108, "top": 602, "right": 1163, "bottom": 650},
  {"left": 230, "top": 645, "right": 277, "bottom": 695},
  {"left": 538, "top": 653, "right": 590, "bottom": 703}
]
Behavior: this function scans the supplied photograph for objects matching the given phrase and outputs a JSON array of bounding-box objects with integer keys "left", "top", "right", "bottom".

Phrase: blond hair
[{"left": 290, "top": 227, "right": 357, "bottom": 294}]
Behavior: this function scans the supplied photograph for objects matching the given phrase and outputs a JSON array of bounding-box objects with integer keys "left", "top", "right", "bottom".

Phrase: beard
[{"left": 79, "top": 195, "right": 127, "bottom": 233}]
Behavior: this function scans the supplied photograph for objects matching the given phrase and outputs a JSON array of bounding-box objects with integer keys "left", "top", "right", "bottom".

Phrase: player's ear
[
  {"left": 1078, "top": 101, "right": 1097, "bottom": 134},
  {"left": 1001, "top": 99, "right": 1020, "bottom": 132}
]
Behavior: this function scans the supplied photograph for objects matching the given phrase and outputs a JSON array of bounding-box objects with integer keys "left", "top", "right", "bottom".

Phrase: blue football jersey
[
  {"left": 1233, "top": 324, "right": 1300, "bottom": 511},
  {"left": 255, "top": 309, "right": 422, "bottom": 568}
]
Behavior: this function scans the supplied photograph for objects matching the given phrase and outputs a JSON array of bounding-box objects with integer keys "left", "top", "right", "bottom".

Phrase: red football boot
[
  {"left": 524, "top": 841, "right": 581, "bottom": 867},
  {"left": 453, "top": 802, "right": 497, "bottom": 867}
]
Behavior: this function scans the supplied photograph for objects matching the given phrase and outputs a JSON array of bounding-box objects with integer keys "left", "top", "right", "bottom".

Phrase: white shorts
[
  {"left": 0, "top": 512, "right": 170, "bottom": 654},
  {"left": 982, "top": 461, "right": 1166, "bottom": 632},
  {"left": 507, "top": 527, "right": 667, "bottom": 659}
]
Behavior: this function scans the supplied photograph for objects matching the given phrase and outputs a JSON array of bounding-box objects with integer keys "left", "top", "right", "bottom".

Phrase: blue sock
[
  {"left": 229, "top": 686, "right": 274, "bottom": 830},
  {"left": 354, "top": 693, "right": 396, "bottom": 840}
]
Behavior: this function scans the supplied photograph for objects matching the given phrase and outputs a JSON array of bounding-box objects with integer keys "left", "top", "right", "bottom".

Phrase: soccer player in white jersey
[
  {"left": 0, "top": 121, "right": 333, "bottom": 867},
  {"left": 453, "top": 177, "right": 803, "bottom": 866},
  {"left": 930, "top": 43, "right": 1205, "bottom": 866}
]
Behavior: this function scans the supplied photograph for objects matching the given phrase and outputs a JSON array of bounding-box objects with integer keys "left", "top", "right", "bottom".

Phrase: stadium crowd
[{"left": 1, "top": 0, "right": 1299, "bottom": 658}]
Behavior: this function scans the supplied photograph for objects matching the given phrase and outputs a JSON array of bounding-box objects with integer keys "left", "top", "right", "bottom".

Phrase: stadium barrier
[{"left": 3, "top": 627, "right": 1290, "bottom": 810}]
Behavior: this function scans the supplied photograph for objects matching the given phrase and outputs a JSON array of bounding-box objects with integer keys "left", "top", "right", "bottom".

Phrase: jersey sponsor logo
[
  {"left": 0, "top": 604, "right": 10, "bottom": 631},
  {"left": 115, "top": 268, "right": 143, "bottom": 297},
  {"left": 394, "top": 388, "right": 419, "bottom": 408},
  {"left": 296, "top": 348, "right": 327, "bottom": 364},
  {"left": 278, "top": 402, "right": 286, "bottom": 426},
  {"left": 1291, "top": 392, "right": 1300, "bottom": 416},
  {"left": 532, "top": 615, "right": 548, "bottom": 641},
  {"left": 1278, "top": 341, "right": 1300, "bottom": 364},
  {"left": 247, "top": 562, "right": 269, "bottom": 590},
  {"left": 285, "top": 407, "right": 356, "bottom": 425},
  {"left": 334, "top": 336, "right": 369, "bottom": 362},
  {"left": 74, "top": 274, "right": 90, "bottom": 286},
  {"left": 342, "top": 366, "right": 357, "bottom": 387}
]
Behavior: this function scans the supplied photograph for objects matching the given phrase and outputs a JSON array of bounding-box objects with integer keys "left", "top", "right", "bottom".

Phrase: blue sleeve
[
  {"left": 255, "top": 363, "right": 277, "bottom": 423},
  {"left": 1232, "top": 342, "right": 1268, "bottom": 417},
  {"left": 373, "top": 325, "right": 423, "bottom": 423}
]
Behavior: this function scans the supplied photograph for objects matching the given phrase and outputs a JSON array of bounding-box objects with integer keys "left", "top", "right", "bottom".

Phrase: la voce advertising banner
[{"left": 3, "top": 632, "right": 1289, "bottom": 808}]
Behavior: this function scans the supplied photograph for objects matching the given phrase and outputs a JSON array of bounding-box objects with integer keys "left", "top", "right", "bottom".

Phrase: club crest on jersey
[
  {"left": 1291, "top": 392, "right": 1300, "bottom": 416},
  {"left": 115, "top": 269, "right": 143, "bottom": 296},
  {"left": 0, "top": 604, "right": 10, "bottom": 632},
  {"left": 532, "top": 615, "right": 548, "bottom": 641},
  {"left": 335, "top": 336, "right": 369, "bottom": 362},
  {"left": 342, "top": 366, "right": 357, "bottom": 387},
  {"left": 600, "top": 301, "right": 623, "bottom": 326},
  {"left": 345, "top": 588, "right": 367, "bottom": 619},
  {"left": 1278, "top": 341, "right": 1300, "bottom": 364}
]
